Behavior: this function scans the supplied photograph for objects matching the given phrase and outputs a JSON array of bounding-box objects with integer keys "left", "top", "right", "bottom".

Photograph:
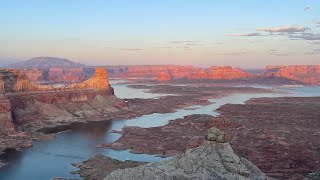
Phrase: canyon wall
[
  {"left": 11, "top": 64, "right": 320, "bottom": 85},
  {"left": 262, "top": 65, "right": 320, "bottom": 85},
  {"left": 48, "top": 67, "right": 88, "bottom": 82},
  {"left": 0, "top": 69, "right": 53, "bottom": 93},
  {"left": 207, "top": 66, "right": 253, "bottom": 79},
  {"left": 0, "top": 68, "right": 123, "bottom": 135},
  {"left": 157, "top": 66, "right": 253, "bottom": 81}
]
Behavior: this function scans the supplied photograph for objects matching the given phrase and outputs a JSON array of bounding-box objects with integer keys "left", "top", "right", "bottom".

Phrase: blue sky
[{"left": 0, "top": 0, "right": 319, "bottom": 67}]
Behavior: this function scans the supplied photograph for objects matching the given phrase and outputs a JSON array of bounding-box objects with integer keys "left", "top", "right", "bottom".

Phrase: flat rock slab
[{"left": 71, "top": 155, "right": 145, "bottom": 180}]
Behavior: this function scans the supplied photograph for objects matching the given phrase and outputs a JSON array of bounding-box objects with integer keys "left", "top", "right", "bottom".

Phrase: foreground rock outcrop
[
  {"left": 71, "top": 155, "right": 145, "bottom": 180},
  {"left": 104, "top": 128, "right": 269, "bottom": 180}
]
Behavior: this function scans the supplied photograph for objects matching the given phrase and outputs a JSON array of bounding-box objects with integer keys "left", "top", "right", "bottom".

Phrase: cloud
[
  {"left": 185, "top": 43, "right": 202, "bottom": 46},
  {"left": 170, "top": 40, "right": 199, "bottom": 44},
  {"left": 305, "top": 49, "right": 320, "bottom": 55},
  {"left": 226, "top": 33, "right": 263, "bottom": 37},
  {"left": 310, "top": 41, "right": 320, "bottom": 44},
  {"left": 218, "top": 51, "right": 251, "bottom": 56},
  {"left": 121, "top": 48, "right": 144, "bottom": 51},
  {"left": 270, "top": 52, "right": 289, "bottom": 56},
  {"left": 256, "top": 26, "right": 309, "bottom": 33},
  {"left": 249, "top": 40, "right": 264, "bottom": 43},
  {"left": 176, "top": 46, "right": 192, "bottom": 49},
  {"left": 153, "top": 46, "right": 172, "bottom": 49},
  {"left": 305, "top": 6, "right": 312, "bottom": 11},
  {"left": 290, "top": 33, "right": 320, "bottom": 40}
]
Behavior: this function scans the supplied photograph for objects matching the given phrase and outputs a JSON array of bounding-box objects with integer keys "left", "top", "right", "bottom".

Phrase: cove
[{"left": 0, "top": 84, "right": 319, "bottom": 180}]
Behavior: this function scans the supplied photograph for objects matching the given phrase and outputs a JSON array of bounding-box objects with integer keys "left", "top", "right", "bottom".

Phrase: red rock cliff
[
  {"left": 207, "top": 66, "right": 253, "bottom": 80},
  {"left": 68, "top": 68, "right": 112, "bottom": 92},
  {"left": 21, "top": 69, "right": 45, "bottom": 81},
  {"left": 262, "top": 65, "right": 320, "bottom": 85},
  {"left": 157, "top": 72, "right": 171, "bottom": 81},
  {"left": 0, "top": 69, "right": 53, "bottom": 93},
  {"left": 0, "top": 67, "right": 122, "bottom": 130}
]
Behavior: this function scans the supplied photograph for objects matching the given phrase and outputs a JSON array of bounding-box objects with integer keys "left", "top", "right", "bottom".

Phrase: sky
[{"left": 0, "top": 0, "right": 319, "bottom": 68}]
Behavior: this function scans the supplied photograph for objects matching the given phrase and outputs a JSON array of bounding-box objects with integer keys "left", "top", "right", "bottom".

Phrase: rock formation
[
  {"left": 6, "top": 58, "right": 320, "bottom": 85},
  {"left": 0, "top": 69, "right": 53, "bottom": 93},
  {"left": 207, "top": 66, "right": 253, "bottom": 80},
  {"left": 72, "top": 155, "right": 145, "bottom": 180},
  {"left": 0, "top": 97, "right": 15, "bottom": 134},
  {"left": 262, "top": 65, "right": 320, "bottom": 85},
  {"left": 104, "top": 128, "right": 269, "bottom": 180},
  {"left": 48, "top": 67, "right": 87, "bottom": 82},
  {"left": 20, "top": 69, "right": 45, "bottom": 82},
  {"left": 156, "top": 71, "right": 171, "bottom": 81},
  {"left": 67, "top": 68, "right": 112, "bottom": 92},
  {"left": 0, "top": 68, "right": 126, "bottom": 153}
]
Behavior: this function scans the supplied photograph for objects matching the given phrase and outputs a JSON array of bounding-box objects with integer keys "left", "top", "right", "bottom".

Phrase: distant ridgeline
[{"left": 5, "top": 57, "right": 320, "bottom": 85}]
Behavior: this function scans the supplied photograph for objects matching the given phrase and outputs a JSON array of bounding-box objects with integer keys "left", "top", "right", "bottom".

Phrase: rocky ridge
[
  {"left": 104, "top": 128, "right": 269, "bottom": 180},
  {"left": 7, "top": 59, "right": 320, "bottom": 85},
  {"left": 262, "top": 65, "right": 320, "bottom": 85}
]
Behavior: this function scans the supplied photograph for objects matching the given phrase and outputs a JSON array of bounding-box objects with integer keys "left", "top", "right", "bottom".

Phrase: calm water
[{"left": 0, "top": 84, "right": 319, "bottom": 180}]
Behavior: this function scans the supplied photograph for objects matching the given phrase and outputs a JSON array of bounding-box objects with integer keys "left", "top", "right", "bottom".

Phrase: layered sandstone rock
[
  {"left": 262, "top": 65, "right": 320, "bottom": 85},
  {"left": 156, "top": 72, "right": 171, "bottom": 81},
  {"left": 21, "top": 69, "right": 45, "bottom": 82},
  {"left": 48, "top": 68, "right": 87, "bottom": 82},
  {"left": 0, "top": 98, "right": 15, "bottom": 134},
  {"left": 0, "top": 74, "right": 4, "bottom": 93},
  {"left": 104, "top": 128, "right": 269, "bottom": 180},
  {"left": 0, "top": 67, "right": 123, "bottom": 135},
  {"left": 0, "top": 69, "right": 53, "bottom": 93},
  {"left": 68, "top": 68, "right": 112, "bottom": 93},
  {"left": 207, "top": 66, "right": 253, "bottom": 80}
]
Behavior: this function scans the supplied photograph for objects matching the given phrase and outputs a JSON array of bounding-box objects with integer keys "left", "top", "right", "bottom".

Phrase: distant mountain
[{"left": 8, "top": 57, "right": 85, "bottom": 68}]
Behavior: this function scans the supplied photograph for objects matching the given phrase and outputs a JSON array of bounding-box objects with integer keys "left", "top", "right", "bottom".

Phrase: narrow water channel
[{"left": 0, "top": 84, "right": 319, "bottom": 180}]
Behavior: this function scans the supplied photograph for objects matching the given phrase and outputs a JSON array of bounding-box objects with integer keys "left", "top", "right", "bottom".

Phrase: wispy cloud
[
  {"left": 153, "top": 46, "right": 172, "bottom": 49},
  {"left": 185, "top": 43, "right": 202, "bottom": 46},
  {"left": 226, "top": 33, "right": 262, "bottom": 37},
  {"left": 305, "top": 6, "right": 312, "bottom": 11},
  {"left": 305, "top": 49, "right": 320, "bottom": 55},
  {"left": 290, "top": 33, "right": 320, "bottom": 40},
  {"left": 170, "top": 40, "right": 200, "bottom": 44},
  {"left": 256, "top": 26, "right": 309, "bottom": 33},
  {"left": 121, "top": 48, "right": 144, "bottom": 51},
  {"left": 267, "top": 49, "right": 290, "bottom": 56},
  {"left": 249, "top": 40, "right": 264, "bottom": 43},
  {"left": 270, "top": 52, "right": 289, "bottom": 56},
  {"left": 218, "top": 51, "right": 252, "bottom": 56}
]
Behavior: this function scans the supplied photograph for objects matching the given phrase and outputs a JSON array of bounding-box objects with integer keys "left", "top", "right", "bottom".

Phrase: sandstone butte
[{"left": 0, "top": 68, "right": 124, "bottom": 137}]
